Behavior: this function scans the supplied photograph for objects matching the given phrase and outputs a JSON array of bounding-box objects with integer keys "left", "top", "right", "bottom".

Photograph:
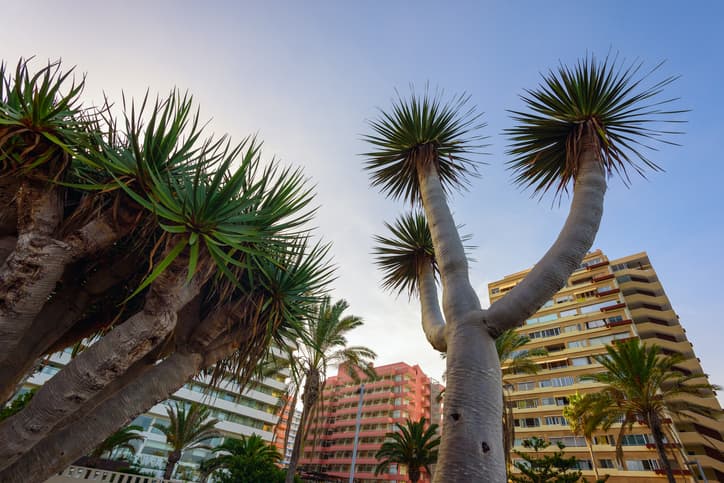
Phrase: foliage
[
  {"left": 374, "top": 418, "right": 440, "bottom": 483},
  {"left": 506, "top": 54, "right": 685, "bottom": 198},
  {"left": 511, "top": 437, "right": 582, "bottom": 483},
  {"left": 0, "top": 390, "right": 34, "bottom": 422},
  {"left": 363, "top": 87, "right": 487, "bottom": 204},
  {"left": 201, "top": 434, "right": 281, "bottom": 478},
  {"left": 89, "top": 425, "right": 144, "bottom": 458},
  {"left": 586, "top": 339, "right": 720, "bottom": 479},
  {"left": 153, "top": 401, "right": 219, "bottom": 453}
]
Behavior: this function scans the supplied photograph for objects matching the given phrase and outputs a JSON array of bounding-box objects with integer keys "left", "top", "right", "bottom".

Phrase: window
[
  {"left": 544, "top": 416, "right": 567, "bottom": 426},
  {"left": 516, "top": 399, "right": 538, "bottom": 409},
  {"left": 556, "top": 295, "right": 574, "bottom": 304},
  {"left": 621, "top": 434, "right": 650, "bottom": 446},
  {"left": 626, "top": 459, "right": 660, "bottom": 471},
  {"left": 517, "top": 381, "right": 535, "bottom": 391},
  {"left": 570, "top": 357, "right": 589, "bottom": 366},
  {"left": 574, "top": 459, "right": 593, "bottom": 470},
  {"left": 560, "top": 308, "right": 578, "bottom": 318},
  {"left": 529, "top": 327, "right": 560, "bottom": 339},
  {"left": 597, "top": 285, "right": 612, "bottom": 293},
  {"left": 586, "top": 319, "right": 606, "bottom": 330},
  {"left": 563, "top": 324, "right": 580, "bottom": 333},
  {"left": 567, "top": 340, "right": 585, "bottom": 349},
  {"left": 491, "top": 287, "right": 500, "bottom": 294},
  {"left": 526, "top": 313, "right": 559, "bottom": 325},
  {"left": 549, "top": 436, "right": 586, "bottom": 447},
  {"left": 599, "top": 459, "right": 615, "bottom": 469},
  {"left": 514, "top": 417, "right": 541, "bottom": 428},
  {"left": 581, "top": 300, "right": 620, "bottom": 314},
  {"left": 540, "top": 377, "right": 574, "bottom": 388}
]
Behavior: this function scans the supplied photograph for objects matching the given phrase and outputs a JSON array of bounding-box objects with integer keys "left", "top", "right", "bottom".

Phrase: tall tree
[
  {"left": 284, "top": 297, "right": 376, "bottom": 483},
  {"left": 364, "top": 56, "right": 684, "bottom": 480},
  {"left": 374, "top": 417, "right": 441, "bottom": 483},
  {"left": 153, "top": 401, "right": 219, "bottom": 480},
  {"left": 0, "top": 58, "right": 334, "bottom": 483},
  {"left": 562, "top": 392, "right": 614, "bottom": 480},
  {"left": 587, "top": 339, "right": 720, "bottom": 483}
]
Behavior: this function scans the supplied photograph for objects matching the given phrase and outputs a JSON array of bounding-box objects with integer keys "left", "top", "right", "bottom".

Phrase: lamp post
[{"left": 349, "top": 383, "right": 365, "bottom": 483}]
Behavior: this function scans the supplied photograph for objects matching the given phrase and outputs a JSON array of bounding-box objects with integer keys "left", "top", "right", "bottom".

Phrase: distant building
[
  {"left": 489, "top": 250, "right": 724, "bottom": 482},
  {"left": 299, "top": 361, "right": 443, "bottom": 482}
]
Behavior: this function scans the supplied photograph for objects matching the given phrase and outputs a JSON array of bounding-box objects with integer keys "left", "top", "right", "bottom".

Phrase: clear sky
[{"left": 4, "top": 1, "right": 723, "bottom": 396}]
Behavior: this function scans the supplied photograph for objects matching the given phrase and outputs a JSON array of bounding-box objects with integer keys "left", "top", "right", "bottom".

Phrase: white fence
[{"left": 47, "top": 466, "right": 180, "bottom": 483}]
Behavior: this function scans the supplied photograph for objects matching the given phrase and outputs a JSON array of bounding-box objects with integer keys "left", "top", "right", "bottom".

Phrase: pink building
[{"left": 299, "top": 362, "right": 444, "bottom": 482}]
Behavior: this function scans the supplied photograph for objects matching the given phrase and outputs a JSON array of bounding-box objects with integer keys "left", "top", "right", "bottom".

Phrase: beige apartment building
[{"left": 489, "top": 250, "right": 723, "bottom": 482}]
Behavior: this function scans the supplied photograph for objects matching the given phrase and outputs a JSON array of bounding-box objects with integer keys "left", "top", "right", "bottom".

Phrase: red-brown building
[{"left": 299, "top": 362, "right": 444, "bottom": 483}]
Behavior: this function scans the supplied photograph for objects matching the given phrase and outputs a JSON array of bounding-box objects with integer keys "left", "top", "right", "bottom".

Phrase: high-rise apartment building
[
  {"left": 489, "top": 250, "right": 723, "bottom": 482},
  {"left": 25, "top": 345, "right": 292, "bottom": 480},
  {"left": 299, "top": 362, "right": 444, "bottom": 483}
]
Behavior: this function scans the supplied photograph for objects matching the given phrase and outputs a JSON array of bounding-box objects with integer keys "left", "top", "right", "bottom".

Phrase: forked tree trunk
[
  {"left": 0, "top": 258, "right": 202, "bottom": 470},
  {"left": 415, "top": 128, "right": 606, "bottom": 482},
  {"left": 286, "top": 368, "right": 320, "bottom": 483},
  {"left": 0, "top": 351, "right": 205, "bottom": 483}
]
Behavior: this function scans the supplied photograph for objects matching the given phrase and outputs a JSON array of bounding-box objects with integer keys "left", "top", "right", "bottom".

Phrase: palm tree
[
  {"left": 0, "top": 58, "right": 333, "bottom": 483},
  {"left": 284, "top": 297, "right": 376, "bottom": 483},
  {"left": 88, "top": 425, "right": 144, "bottom": 460},
  {"left": 365, "top": 57, "right": 683, "bottom": 480},
  {"left": 200, "top": 434, "right": 281, "bottom": 482},
  {"left": 497, "top": 329, "right": 547, "bottom": 473},
  {"left": 562, "top": 392, "right": 615, "bottom": 480},
  {"left": 587, "top": 339, "right": 720, "bottom": 483},
  {"left": 375, "top": 418, "right": 441, "bottom": 482},
  {"left": 153, "top": 401, "right": 220, "bottom": 480}
]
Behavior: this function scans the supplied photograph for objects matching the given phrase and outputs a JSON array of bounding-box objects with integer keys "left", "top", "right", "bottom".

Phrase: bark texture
[
  {"left": 486, "top": 128, "right": 607, "bottom": 333},
  {"left": 286, "top": 368, "right": 321, "bottom": 483},
  {"left": 415, "top": 157, "right": 502, "bottom": 482},
  {"left": 0, "top": 351, "right": 204, "bottom": 483},
  {"left": 164, "top": 450, "right": 181, "bottom": 480},
  {"left": 419, "top": 262, "right": 447, "bottom": 351},
  {"left": 0, "top": 260, "right": 201, "bottom": 469},
  {"left": 649, "top": 415, "right": 676, "bottom": 483}
]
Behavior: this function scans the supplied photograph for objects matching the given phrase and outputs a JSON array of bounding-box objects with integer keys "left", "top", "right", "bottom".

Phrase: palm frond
[
  {"left": 363, "top": 87, "right": 487, "bottom": 204},
  {"left": 506, "top": 54, "right": 686, "bottom": 199}
]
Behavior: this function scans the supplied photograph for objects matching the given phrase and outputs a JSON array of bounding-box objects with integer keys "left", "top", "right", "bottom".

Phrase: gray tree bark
[
  {"left": 419, "top": 262, "right": 447, "bottom": 352},
  {"left": 0, "top": 259, "right": 202, "bottom": 469}
]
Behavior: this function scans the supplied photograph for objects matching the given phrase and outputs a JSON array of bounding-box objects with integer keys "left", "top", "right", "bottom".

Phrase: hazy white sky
[{"left": 4, "top": 1, "right": 723, "bottom": 395}]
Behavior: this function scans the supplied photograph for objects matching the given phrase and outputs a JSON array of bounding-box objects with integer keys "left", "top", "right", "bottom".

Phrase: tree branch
[
  {"left": 487, "top": 131, "right": 606, "bottom": 333},
  {"left": 419, "top": 261, "right": 447, "bottom": 351}
]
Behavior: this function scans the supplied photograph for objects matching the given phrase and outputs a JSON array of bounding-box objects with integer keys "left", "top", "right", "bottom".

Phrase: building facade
[
  {"left": 489, "top": 250, "right": 723, "bottom": 482},
  {"left": 26, "top": 345, "right": 292, "bottom": 480},
  {"left": 299, "top": 362, "right": 443, "bottom": 483}
]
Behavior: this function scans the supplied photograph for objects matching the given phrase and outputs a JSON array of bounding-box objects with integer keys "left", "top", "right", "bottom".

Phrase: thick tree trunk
[
  {"left": 409, "top": 466, "right": 421, "bottom": 482},
  {"left": 0, "top": 259, "right": 201, "bottom": 470},
  {"left": 486, "top": 127, "right": 607, "bottom": 333},
  {"left": 0, "top": 351, "right": 205, "bottom": 483},
  {"left": 0, "top": 253, "right": 139, "bottom": 404},
  {"left": 286, "top": 369, "right": 320, "bottom": 483},
  {"left": 415, "top": 157, "right": 501, "bottom": 482},
  {"left": 164, "top": 450, "right": 181, "bottom": 480},
  {"left": 649, "top": 415, "right": 676, "bottom": 483},
  {"left": 0, "top": 177, "right": 19, "bottom": 237},
  {"left": 0, "top": 210, "right": 130, "bottom": 402}
]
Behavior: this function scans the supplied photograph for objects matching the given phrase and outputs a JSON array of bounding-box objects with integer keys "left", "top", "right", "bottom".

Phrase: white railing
[{"left": 48, "top": 465, "right": 179, "bottom": 483}]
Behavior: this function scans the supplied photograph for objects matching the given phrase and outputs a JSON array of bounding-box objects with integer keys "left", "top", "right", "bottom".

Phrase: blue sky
[{"left": 4, "top": 1, "right": 723, "bottom": 394}]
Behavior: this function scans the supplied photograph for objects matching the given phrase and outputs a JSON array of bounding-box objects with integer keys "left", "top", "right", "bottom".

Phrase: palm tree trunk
[
  {"left": 0, "top": 258, "right": 201, "bottom": 470},
  {"left": 286, "top": 369, "right": 320, "bottom": 483},
  {"left": 164, "top": 450, "right": 181, "bottom": 480},
  {"left": 409, "top": 466, "right": 421, "bottom": 482},
  {"left": 0, "top": 351, "right": 205, "bottom": 483},
  {"left": 649, "top": 415, "right": 676, "bottom": 483},
  {"left": 486, "top": 126, "right": 607, "bottom": 333},
  {"left": 416, "top": 157, "right": 502, "bottom": 482},
  {"left": 585, "top": 436, "right": 600, "bottom": 480}
]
